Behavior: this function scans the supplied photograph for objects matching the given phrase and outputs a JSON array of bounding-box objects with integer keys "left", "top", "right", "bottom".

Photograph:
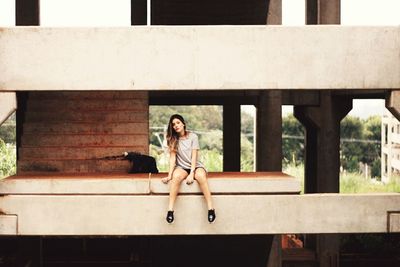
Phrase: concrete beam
[
  {"left": 0, "top": 27, "right": 399, "bottom": 91},
  {"left": 0, "top": 92, "right": 16, "bottom": 125},
  {"left": 0, "top": 173, "right": 301, "bottom": 195},
  {"left": 0, "top": 215, "right": 17, "bottom": 235},
  {"left": 385, "top": 90, "right": 400, "bottom": 121},
  {"left": 0, "top": 193, "right": 399, "bottom": 235}
]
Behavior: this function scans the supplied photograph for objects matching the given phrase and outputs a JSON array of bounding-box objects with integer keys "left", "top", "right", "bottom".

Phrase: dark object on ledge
[{"left": 123, "top": 152, "right": 159, "bottom": 174}]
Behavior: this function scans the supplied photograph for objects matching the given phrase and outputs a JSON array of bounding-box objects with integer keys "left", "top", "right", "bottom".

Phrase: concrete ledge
[
  {"left": 0, "top": 194, "right": 399, "bottom": 235},
  {"left": 0, "top": 26, "right": 399, "bottom": 90},
  {"left": 0, "top": 174, "right": 150, "bottom": 195},
  {"left": 151, "top": 172, "right": 300, "bottom": 194},
  {"left": 0, "top": 172, "right": 301, "bottom": 195},
  {"left": 389, "top": 212, "right": 400, "bottom": 232},
  {"left": 0, "top": 215, "right": 17, "bottom": 235}
]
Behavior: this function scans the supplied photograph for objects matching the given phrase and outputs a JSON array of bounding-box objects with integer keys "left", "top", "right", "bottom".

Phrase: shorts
[{"left": 176, "top": 166, "right": 206, "bottom": 175}]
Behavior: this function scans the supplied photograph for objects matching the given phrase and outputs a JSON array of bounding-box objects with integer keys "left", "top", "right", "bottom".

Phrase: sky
[{"left": 0, "top": 0, "right": 399, "bottom": 118}]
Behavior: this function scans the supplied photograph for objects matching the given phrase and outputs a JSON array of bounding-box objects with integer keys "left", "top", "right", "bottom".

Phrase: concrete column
[
  {"left": 385, "top": 90, "right": 400, "bottom": 121},
  {"left": 317, "top": 234, "right": 340, "bottom": 267},
  {"left": 256, "top": 90, "right": 282, "bottom": 171},
  {"left": 319, "top": 0, "right": 340, "bottom": 24},
  {"left": 294, "top": 92, "right": 352, "bottom": 193},
  {"left": 306, "top": 0, "right": 318, "bottom": 24},
  {"left": 16, "top": 0, "right": 40, "bottom": 26},
  {"left": 131, "top": 0, "right": 147, "bottom": 25},
  {"left": 294, "top": 92, "right": 351, "bottom": 267},
  {"left": 306, "top": 0, "right": 340, "bottom": 25},
  {"left": 267, "top": 0, "right": 282, "bottom": 25},
  {"left": 223, "top": 102, "right": 241, "bottom": 171}
]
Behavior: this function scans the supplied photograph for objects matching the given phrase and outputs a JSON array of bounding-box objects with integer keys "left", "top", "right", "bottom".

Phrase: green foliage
[
  {"left": 282, "top": 114, "right": 304, "bottom": 166},
  {"left": 340, "top": 115, "right": 381, "bottom": 176},
  {"left": 341, "top": 172, "right": 400, "bottom": 193},
  {"left": 241, "top": 134, "right": 254, "bottom": 171},
  {"left": 0, "top": 138, "right": 16, "bottom": 178},
  {"left": 0, "top": 113, "right": 16, "bottom": 144}
]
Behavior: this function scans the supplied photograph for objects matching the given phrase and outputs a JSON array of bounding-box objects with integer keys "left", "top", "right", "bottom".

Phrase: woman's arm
[
  {"left": 186, "top": 149, "right": 198, "bottom": 185},
  {"left": 168, "top": 151, "right": 176, "bottom": 178},
  {"left": 162, "top": 151, "right": 176, "bottom": 184}
]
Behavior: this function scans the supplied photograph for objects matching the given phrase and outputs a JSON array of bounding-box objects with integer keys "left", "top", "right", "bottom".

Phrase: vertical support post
[
  {"left": 223, "top": 102, "right": 241, "bottom": 171},
  {"left": 294, "top": 92, "right": 352, "bottom": 267},
  {"left": 256, "top": 91, "right": 282, "bottom": 172},
  {"left": 319, "top": 0, "right": 340, "bottom": 24},
  {"left": 15, "top": 0, "right": 39, "bottom": 165},
  {"left": 131, "top": 0, "right": 148, "bottom": 25},
  {"left": 306, "top": 0, "right": 318, "bottom": 24},
  {"left": 16, "top": 0, "right": 40, "bottom": 26},
  {"left": 306, "top": 0, "right": 340, "bottom": 25},
  {"left": 267, "top": 0, "right": 282, "bottom": 25}
]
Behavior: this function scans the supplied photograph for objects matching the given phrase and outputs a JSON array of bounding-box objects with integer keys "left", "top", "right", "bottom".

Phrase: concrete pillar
[
  {"left": 317, "top": 234, "right": 340, "bottom": 267},
  {"left": 267, "top": 0, "right": 282, "bottom": 25},
  {"left": 267, "top": 235, "right": 282, "bottom": 267},
  {"left": 256, "top": 90, "right": 282, "bottom": 171},
  {"left": 306, "top": 0, "right": 340, "bottom": 25},
  {"left": 294, "top": 92, "right": 351, "bottom": 267},
  {"left": 223, "top": 102, "right": 241, "bottom": 171},
  {"left": 16, "top": 0, "right": 40, "bottom": 26},
  {"left": 385, "top": 90, "right": 400, "bottom": 122},
  {"left": 131, "top": 0, "right": 147, "bottom": 25},
  {"left": 294, "top": 92, "right": 352, "bottom": 193}
]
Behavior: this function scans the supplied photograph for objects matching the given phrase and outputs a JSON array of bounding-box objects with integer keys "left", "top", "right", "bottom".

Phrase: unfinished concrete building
[{"left": 0, "top": 0, "right": 399, "bottom": 267}]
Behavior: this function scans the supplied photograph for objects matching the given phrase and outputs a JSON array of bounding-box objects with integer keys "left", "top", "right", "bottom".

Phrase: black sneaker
[
  {"left": 166, "top": 210, "right": 174, "bottom": 224},
  {"left": 208, "top": 209, "right": 216, "bottom": 223}
]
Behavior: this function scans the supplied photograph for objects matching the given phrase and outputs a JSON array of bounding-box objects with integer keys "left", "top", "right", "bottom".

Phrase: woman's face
[{"left": 172, "top": 118, "right": 185, "bottom": 134}]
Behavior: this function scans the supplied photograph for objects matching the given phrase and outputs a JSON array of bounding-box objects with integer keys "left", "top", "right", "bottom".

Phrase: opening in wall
[
  {"left": 0, "top": 112, "right": 16, "bottom": 178},
  {"left": 40, "top": 0, "right": 131, "bottom": 26}
]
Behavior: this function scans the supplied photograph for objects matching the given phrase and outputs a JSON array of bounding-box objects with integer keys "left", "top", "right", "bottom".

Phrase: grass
[{"left": 283, "top": 163, "right": 400, "bottom": 194}]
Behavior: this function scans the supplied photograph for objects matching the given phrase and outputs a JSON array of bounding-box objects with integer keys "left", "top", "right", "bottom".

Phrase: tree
[{"left": 282, "top": 114, "right": 304, "bottom": 166}]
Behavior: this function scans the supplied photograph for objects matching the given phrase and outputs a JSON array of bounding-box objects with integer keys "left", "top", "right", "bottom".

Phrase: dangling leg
[
  {"left": 194, "top": 168, "right": 216, "bottom": 223},
  {"left": 166, "top": 168, "right": 187, "bottom": 223}
]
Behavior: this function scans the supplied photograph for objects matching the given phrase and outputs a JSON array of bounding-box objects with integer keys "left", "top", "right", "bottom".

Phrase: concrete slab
[
  {"left": 0, "top": 26, "right": 399, "bottom": 91},
  {"left": 0, "top": 175, "right": 150, "bottom": 194},
  {"left": 0, "top": 215, "right": 17, "bottom": 235},
  {"left": 150, "top": 172, "right": 301, "bottom": 194},
  {"left": 0, "top": 172, "right": 300, "bottom": 195},
  {"left": 0, "top": 193, "right": 398, "bottom": 235}
]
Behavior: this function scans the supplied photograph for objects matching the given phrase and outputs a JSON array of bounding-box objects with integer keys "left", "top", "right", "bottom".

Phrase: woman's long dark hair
[{"left": 166, "top": 114, "right": 186, "bottom": 152}]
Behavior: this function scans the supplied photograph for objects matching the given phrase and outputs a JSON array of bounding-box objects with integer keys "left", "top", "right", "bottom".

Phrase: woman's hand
[
  {"left": 161, "top": 176, "right": 172, "bottom": 184},
  {"left": 186, "top": 172, "right": 194, "bottom": 185}
]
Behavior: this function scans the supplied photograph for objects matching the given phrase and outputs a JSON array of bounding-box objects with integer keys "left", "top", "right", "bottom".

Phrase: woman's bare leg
[
  {"left": 194, "top": 168, "right": 214, "bottom": 210},
  {"left": 168, "top": 168, "right": 188, "bottom": 211}
]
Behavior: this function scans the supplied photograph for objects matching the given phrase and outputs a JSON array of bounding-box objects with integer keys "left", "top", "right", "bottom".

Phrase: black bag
[{"left": 124, "top": 152, "right": 159, "bottom": 174}]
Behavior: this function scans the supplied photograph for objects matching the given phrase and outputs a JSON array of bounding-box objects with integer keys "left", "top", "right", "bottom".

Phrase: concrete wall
[
  {"left": 0, "top": 193, "right": 399, "bottom": 235},
  {"left": 17, "top": 92, "right": 149, "bottom": 173},
  {"left": 0, "top": 26, "right": 399, "bottom": 91}
]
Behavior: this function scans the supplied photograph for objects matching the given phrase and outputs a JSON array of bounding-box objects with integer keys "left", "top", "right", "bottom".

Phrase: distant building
[{"left": 381, "top": 109, "right": 400, "bottom": 183}]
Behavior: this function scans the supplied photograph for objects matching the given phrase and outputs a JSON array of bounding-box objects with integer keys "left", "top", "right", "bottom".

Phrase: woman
[{"left": 162, "top": 114, "right": 216, "bottom": 224}]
